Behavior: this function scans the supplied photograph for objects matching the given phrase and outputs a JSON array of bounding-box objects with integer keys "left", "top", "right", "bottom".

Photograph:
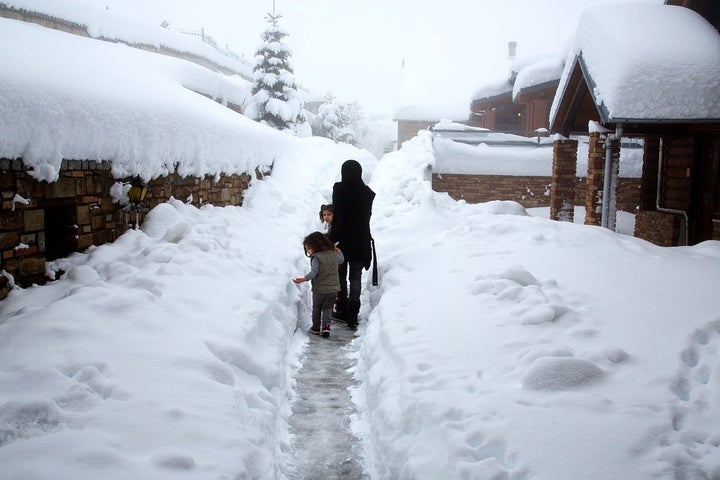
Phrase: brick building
[
  {"left": 470, "top": 50, "right": 563, "bottom": 137},
  {"left": 549, "top": 1, "right": 720, "bottom": 246}
]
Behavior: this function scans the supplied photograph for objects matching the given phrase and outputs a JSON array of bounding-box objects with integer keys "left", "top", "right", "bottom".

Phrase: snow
[
  {"left": 432, "top": 133, "right": 643, "bottom": 178},
  {"left": 512, "top": 57, "right": 564, "bottom": 100},
  {"left": 2, "top": 9, "right": 720, "bottom": 480},
  {"left": 2, "top": 0, "right": 254, "bottom": 79},
  {"left": 471, "top": 75, "right": 513, "bottom": 102},
  {"left": 0, "top": 18, "right": 284, "bottom": 183},
  {"left": 432, "top": 137, "right": 553, "bottom": 176},
  {"left": 432, "top": 119, "right": 488, "bottom": 132},
  {"left": 551, "top": 4, "right": 720, "bottom": 125},
  {"left": 393, "top": 104, "right": 468, "bottom": 122},
  {"left": 473, "top": 47, "right": 566, "bottom": 103}
]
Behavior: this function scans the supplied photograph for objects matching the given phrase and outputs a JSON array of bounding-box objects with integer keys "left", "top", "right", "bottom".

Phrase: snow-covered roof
[
  {"left": 512, "top": 57, "right": 564, "bottom": 101},
  {"left": 471, "top": 77, "right": 513, "bottom": 103},
  {"left": 393, "top": 104, "right": 468, "bottom": 122},
  {"left": 550, "top": 4, "right": 720, "bottom": 126},
  {"left": 472, "top": 50, "right": 565, "bottom": 102},
  {"left": 431, "top": 119, "right": 489, "bottom": 132},
  {"left": 0, "top": 18, "right": 290, "bottom": 183}
]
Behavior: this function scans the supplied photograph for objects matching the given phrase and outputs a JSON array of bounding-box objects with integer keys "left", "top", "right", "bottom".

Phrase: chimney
[{"left": 508, "top": 41, "right": 517, "bottom": 61}]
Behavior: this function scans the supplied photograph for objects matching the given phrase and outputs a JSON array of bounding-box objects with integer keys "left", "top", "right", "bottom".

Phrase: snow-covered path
[
  {"left": 2, "top": 130, "right": 720, "bottom": 479},
  {"left": 289, "top": 323, "right": 367, "bottom": 479},
  {"left": 0, "top": 137, "right": 378, "bottom": 480}
]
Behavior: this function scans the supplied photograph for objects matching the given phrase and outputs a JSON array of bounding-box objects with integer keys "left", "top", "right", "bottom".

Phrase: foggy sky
[{"left": 130, "top": 0, "right": 663, "bottom": 116}]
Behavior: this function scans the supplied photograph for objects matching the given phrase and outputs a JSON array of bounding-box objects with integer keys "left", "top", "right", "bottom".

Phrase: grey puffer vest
[{"left": 312, "top": 250, "right": 340, "bottom": 294}]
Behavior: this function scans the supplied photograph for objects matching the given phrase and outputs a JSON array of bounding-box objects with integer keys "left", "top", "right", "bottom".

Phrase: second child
[
  {"left": 319, "top": 204, "right": 334, "bottom": 234},
  {"left": 292, "top": 231, "right": 344, "bottom": 337}
]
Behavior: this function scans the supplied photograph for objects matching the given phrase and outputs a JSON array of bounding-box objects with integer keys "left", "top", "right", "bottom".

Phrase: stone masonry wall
[
  {"left": 432, "top": 174, "right": 552, "bottom": 207},
  {"left": 1, "top": 159, "right": 123, "bottom": 296},
  {"left": 431, "top": 173, "right": 640, "bottom": 213},
  {"left": 634, "top": 210, "right": 682, "bottom": 247},
  {"left": 1, "top": 158, "right": 255, "bottom": 300},
  {"left": 550, "top": 139, "right": 578, "bottom": 222}
]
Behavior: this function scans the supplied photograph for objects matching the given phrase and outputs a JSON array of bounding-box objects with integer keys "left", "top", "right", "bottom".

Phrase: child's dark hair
[
  {"left": 319, "top": 203, "right": 333, "bottom": 221},
  {"left": 303, "top": 231, "right": 335, "bottom": 255}
]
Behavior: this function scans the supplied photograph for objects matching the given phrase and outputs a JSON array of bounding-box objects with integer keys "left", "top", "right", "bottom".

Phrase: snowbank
[
  {"left": 0, "top": 18, "right": 284, "bottom": 182},
  {"left": 432, "top": 134, "right": 643, "bottom": 178},
  {"left": 352, "top": 132, "right": 720, "bottom": 480}
]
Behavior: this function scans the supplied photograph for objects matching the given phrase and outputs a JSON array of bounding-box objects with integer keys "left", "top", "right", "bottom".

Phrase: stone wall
[
  {"left": 143, "top": 171, "right": 253, "bottom": 211},
  {"left": 0, "top": 158, "right": 255, "bottom": 300},
  {"left": 634, "top": 210, "right": 682, "bottom": 247},
  {"left": 1, "top": 159, "right": 122, "bottom": 296},
  {"left": 432, "top": 174, "right": 551, "bottom": 207},
  {"left": 431, "top": 173, "right": 640, "bottom": 213}
]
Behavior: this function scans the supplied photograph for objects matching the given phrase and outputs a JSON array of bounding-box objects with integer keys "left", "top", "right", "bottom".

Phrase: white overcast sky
[{"left": 128, "top": 0, "right": 663, "bottom": 117}]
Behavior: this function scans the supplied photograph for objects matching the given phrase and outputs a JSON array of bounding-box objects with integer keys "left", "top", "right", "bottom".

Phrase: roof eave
[
  {"left": 607, "top": 117, "right": 720, "bottom": 124},
  {"left": 513, "top": 78, "right": 561, "bottom": 100},
  {"left": 577, "top": 54, "right": 610, "bottom": 125}
]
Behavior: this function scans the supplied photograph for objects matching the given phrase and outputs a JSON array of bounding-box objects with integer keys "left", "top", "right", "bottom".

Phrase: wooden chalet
[
  {"left": 470, "top": 56, "right": 562, "bottom": 137},
  {"left": 469, "top": 80, "right": 523, "bottom": 133},
  {"left": 548, "top": 1, "right": 720, "bottom": 246}
]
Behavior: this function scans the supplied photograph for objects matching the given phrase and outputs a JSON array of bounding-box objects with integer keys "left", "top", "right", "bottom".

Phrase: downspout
[
  {"left": 601, "top": 124, "right": 622, "bottom": 228},
  {"left": 656, "top": 137, "right": 689, "bottom": 245}
]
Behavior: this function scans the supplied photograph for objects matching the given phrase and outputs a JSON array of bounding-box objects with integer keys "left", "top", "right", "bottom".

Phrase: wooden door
[{"left": 692, "top": 133, "right": 720, "bottom": 243}]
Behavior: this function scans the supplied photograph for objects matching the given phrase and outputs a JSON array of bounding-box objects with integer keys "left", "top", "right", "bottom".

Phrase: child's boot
[
  {"left": 321, "top": 322, "right": 331, "bottom": 338},
  {"left": 309, "top": 322, "right": 321, "bottom": 335}
]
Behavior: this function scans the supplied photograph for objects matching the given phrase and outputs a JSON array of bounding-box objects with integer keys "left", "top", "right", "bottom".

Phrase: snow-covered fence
[
  {"left": 173, "top": 27, "right": 245, "bottom": 64},
  {"left": 0, "top": 2, "right": 86, "bottom": 35},
  {"left": 0, "top": 3, "right": 252, "bottom": 80},
  {"left": 176, "top": 27, "right": 218, "bottom": 49}
]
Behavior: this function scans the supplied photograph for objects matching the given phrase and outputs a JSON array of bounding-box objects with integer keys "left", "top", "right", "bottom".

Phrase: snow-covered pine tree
[
  {"left": 311, "top": 94, "right": 345, "bottom": 142},
  {"left": 248, "top": 12, "right": 301, "bottom": 130},
  {"left": 310, "top": 95, "right": 368, "bottom": 145}
]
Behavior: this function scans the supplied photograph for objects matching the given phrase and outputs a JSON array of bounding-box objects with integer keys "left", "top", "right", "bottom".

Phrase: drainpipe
[
  {"left": 601, "top": 124, "right": 622, "bottom": 229},
  {"left": 656, "top": 137, "right": 689, "bottom": 245}
]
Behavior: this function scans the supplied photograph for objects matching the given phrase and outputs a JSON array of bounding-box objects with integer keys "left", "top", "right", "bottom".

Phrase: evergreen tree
[
  {"left": 248, "top": 12, "right": 301, "bottom": 130},
  {"left": 311, "top": 94, "right": 345, "bottom": 142},
  {"left": 310, "top": 95, "right": 366, "bottom": 145}
]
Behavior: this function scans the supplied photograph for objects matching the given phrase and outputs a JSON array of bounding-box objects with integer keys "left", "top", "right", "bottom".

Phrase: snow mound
[
  {"left": 522, "top": 357, "right": 604, "bottom": 391},
  {"left": 473, "top": 200, "right": 530, "bottom": 216},
  {"left": 501, "top": 265, "right": 541, "bottom": 287},
  {"left": 141, "top": 202, "right": 185, "bottom": 239}
]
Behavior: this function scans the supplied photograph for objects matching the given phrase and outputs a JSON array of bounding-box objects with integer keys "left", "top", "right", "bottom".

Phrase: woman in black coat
[{"left": 329, "top": 159, "right": 375, "bottom": 327}]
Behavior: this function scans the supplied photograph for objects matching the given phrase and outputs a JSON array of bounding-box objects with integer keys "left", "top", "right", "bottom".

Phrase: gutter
[
  {"left": 601, "top": 124, "right": 622, "bottom": 229},
  {"left": 656, "top": 137, "right": 689, "bottom": 245}
]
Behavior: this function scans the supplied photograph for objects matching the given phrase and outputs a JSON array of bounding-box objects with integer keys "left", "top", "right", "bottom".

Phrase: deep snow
[
  {"left": 1, "top": 3, "right": 720, "bottom": 479},
  {"left": 3, "top": 130, "right": 720, "bottom": 480}
]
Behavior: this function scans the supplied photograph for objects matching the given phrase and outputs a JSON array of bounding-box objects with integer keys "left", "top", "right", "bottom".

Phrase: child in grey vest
[{"left": 293, "top": 232, "right": 344, "bottom": 337}]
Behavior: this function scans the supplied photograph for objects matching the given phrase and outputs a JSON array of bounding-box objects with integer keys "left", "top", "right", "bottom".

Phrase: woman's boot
[{"left": 346, "top": 300, "right": 360, "bottom": 328}]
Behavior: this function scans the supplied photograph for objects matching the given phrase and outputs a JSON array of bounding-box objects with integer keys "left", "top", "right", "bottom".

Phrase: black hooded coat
[{"left": 329, "top": 160, "right": 375, "bottom": 269}]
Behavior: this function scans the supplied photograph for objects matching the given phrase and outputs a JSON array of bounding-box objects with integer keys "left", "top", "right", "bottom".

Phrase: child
[
  {"left": 319, "top": 204, "right": 334, "bottom": 234},
  {"left": 293, "top": 231, "right": 344, "bottom": 337}
]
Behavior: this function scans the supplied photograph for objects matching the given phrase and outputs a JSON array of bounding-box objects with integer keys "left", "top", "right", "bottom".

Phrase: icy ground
[{"left": 289, "top": 321, "right": 367, "bottom": 480}]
